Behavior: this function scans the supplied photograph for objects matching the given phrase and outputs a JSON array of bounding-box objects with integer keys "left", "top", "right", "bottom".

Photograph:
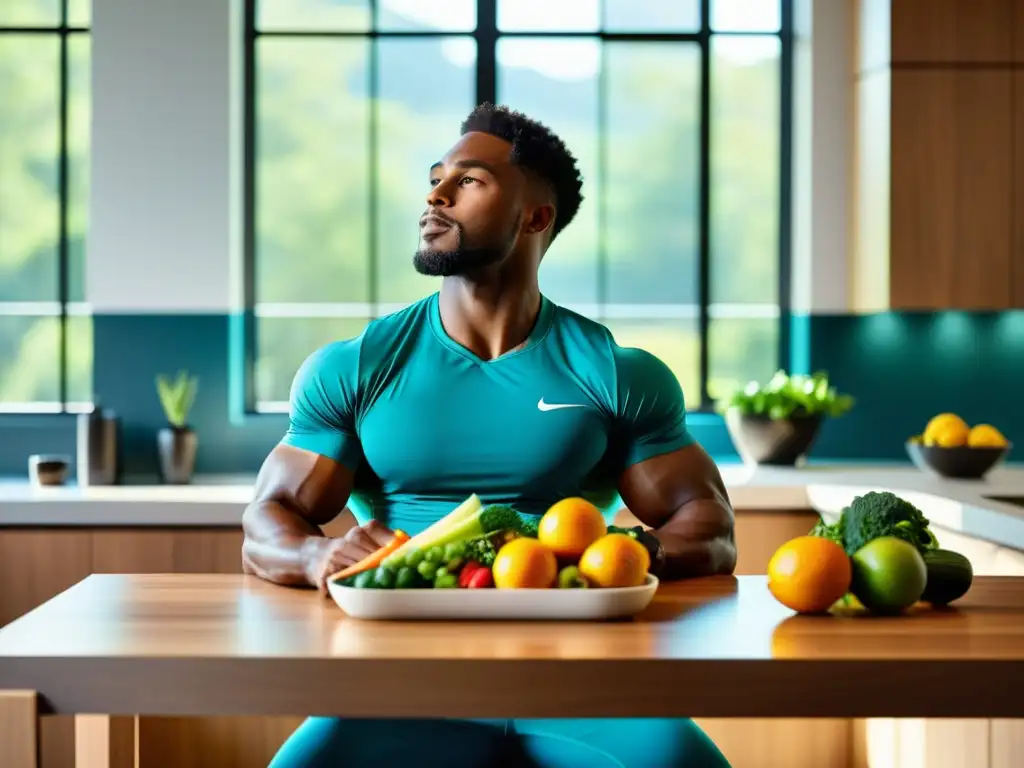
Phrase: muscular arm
[
  {"left": 241, "top": 444, "right": 354, "bottom": 587},
  {"left": 244, "top": 337, "right": 393, "bottom": 589},
  {"left": 617, "top": 442, "right": 737, "bottom": 580},
  {"left": 243, "top": 442, "right": 396, "bottom": 593}
]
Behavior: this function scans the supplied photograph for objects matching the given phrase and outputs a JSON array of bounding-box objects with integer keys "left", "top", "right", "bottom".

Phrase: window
[
  {"left": 246, "top": 0, "right": 790, "bottom": 412},
  {"left": 0, "top": 0, "right": 91, "bottom": 412}
]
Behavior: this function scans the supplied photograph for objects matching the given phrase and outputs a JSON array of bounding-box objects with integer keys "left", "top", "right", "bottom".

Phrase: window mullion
[
  {"left": 476, "top": 0, "right": 497, "bottom": 105},
  {"left": 58, "top": 0, "right": 70, "bottom": 410},
  {"left": 697, "top": 0, "right": 711, "bottom": 407}
]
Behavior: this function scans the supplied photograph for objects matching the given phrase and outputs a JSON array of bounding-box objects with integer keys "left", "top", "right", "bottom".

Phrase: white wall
[
  {"left": 85, "top": 0, "right": 851, "bottom": 316},
  {"left": 88, "top": 0, "right": 238, "bottom": 313},
  {"left": 790, "top": 0, "right": 853, "bottom": 314}
]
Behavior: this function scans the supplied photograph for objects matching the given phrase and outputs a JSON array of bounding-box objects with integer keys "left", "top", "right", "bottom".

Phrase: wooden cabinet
[
  {"left": 1016, "top": 72, "right": 1024, "bottom": 307},
  {"left": 852, "top": 0, "right": 1024, "bottom": 311},
  {"left": 889, "top": 69, "right": 1014, "bottom": 309},
  {"left": 1017, "top": 2, "right": 1024, "bottom": 62},
  {"left": 891, "top": 0, "right": 1016, "bottom": 64}
]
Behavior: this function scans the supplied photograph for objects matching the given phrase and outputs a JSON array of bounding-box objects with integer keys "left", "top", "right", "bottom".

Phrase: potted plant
[
  {"left": 156, "top": 370, "right": 199, "bottom": 484},
  {"left": 719, "top": 370, "right": 854, "bottom": 466}
]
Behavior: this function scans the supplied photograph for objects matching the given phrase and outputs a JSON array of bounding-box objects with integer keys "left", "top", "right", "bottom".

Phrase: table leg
[
  {"left": 0, "top": 690, "right": 39, "bottom": 768},
  {"left": 75, "top": 715, "right": 138, "bottom": 768}
]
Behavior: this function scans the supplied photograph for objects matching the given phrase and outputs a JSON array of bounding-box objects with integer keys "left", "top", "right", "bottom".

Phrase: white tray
[{"left": 328, "top": 574, "right": 660, "bottom": 621}]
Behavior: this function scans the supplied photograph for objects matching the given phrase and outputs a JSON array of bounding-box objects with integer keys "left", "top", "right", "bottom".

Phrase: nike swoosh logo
[{"left": 537, "top": 398, "right": 586, "bottom": 412}]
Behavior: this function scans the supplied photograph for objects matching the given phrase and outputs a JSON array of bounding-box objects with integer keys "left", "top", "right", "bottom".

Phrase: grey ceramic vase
[
  {"left": 725, "top": 409, "right": 824, "bottom": 467},
  {"left": 158, "top": 426, "right": 198, "bottom": 484}
]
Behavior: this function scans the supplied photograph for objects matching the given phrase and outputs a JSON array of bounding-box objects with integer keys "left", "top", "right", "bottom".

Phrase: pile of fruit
[
  {"left": 909, "top": 412, "right": 1008, "bottom": 448},
  {"left": 332, "top": 495, "right": 657, "bottom": 591},
  {"left": 769, "top": 490, "right": 974, "bottom": 615}
]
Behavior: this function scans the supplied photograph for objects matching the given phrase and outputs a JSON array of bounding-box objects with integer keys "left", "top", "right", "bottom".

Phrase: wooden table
[{"left": 1, "top": 573, "right": 1023, "bottom": 767}]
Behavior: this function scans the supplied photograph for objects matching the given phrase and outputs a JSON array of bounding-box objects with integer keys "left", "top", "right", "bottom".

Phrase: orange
[
  {"left": 538, "top": 497, "right": 607, "bottom": 559},
  {"left": 578, "top": 533, "right": 650, "bottom": 588},
  {"left": 492, "top": 538, "right": 558, "bottom": 589},
  {"left": 968, "top": 424, "right": 1008, "bottom": 448},
  {"left": 767, "top": 536, "right": 852, "bottom": 614}
]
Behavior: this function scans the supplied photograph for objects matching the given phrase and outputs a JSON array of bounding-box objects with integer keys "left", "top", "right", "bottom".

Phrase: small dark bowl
[
  {"left": 906, "top": 441, "right": 1012, "bottom": 480},
  {"left": 28, "top": 454, "right": 70, "bottom": 486},
  {"left": 725, "top": 410, "right": 824, "bottom": 466}
]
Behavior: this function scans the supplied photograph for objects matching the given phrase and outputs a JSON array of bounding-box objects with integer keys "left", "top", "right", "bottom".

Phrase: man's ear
[{"left": 525, "top": 203, "right": 556, "bottom": 236}]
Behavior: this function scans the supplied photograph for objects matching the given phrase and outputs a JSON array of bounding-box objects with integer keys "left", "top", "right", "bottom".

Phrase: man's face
[{"left": 413, "top": 131, "right": 526, "bottom": 277}]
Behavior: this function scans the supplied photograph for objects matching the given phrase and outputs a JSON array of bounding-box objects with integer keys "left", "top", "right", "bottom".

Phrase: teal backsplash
[{"left": 2, "top": 311, "right": 1021, "bottom": 478}]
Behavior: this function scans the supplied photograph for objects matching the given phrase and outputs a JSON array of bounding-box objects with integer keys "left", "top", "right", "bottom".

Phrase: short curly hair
[{"left": 460, "top": 103, "right": 584, "bottom": 243}]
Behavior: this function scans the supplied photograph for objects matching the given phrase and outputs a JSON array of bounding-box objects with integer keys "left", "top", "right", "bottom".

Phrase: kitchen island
[
  {"left": 2, "top": 463, "right": 1022, "bottom": 768},
  {"left": 1, "top": 573, "right": 1022, "bottom": 768}
]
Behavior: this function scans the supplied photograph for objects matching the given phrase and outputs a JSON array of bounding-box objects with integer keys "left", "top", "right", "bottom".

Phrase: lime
[{"left": 851, "top": 536, "right": 927, "bottom": 614}]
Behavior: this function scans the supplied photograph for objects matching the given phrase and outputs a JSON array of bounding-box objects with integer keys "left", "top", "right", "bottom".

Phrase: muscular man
[{"left": 244, "top": 103, "right": 736, "bottom": 768}]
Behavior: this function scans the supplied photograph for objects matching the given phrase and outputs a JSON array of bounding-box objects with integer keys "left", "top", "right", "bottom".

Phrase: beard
[{"left": 413, "top": 216, "right": 519, "bottom": 277}]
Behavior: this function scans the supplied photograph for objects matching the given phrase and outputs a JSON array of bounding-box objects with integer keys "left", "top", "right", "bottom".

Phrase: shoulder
[
  {"left": 547, "top": 303, "right": 617, "bottom": 363},
  {"left": 547, "top": 303, "right": 684, "bottom": 406},
  {"left": 290, "top": 296, "right": 430, "bottom": 397},
  {"left": 611, "top": 345, "right": 684, "bottom": 401},
  {"left": 294, "top": 295, "right": 433, "bottom": 387}
]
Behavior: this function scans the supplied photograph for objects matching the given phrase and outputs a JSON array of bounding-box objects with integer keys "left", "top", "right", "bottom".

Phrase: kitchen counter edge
[{"left": 1, "top": 465, "right": 1023, "bottom": 552}]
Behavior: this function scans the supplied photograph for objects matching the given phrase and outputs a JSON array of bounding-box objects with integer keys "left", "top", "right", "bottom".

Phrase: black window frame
[
  {"left": 0, "top": 1, "right": 89, "bottom": 414},
  {"left": 241, "top": 0, "right": 793, "bottom": 414}
]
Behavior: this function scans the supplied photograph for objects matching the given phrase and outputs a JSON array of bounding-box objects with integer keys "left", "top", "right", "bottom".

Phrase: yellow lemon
[
  {"left": 932, "top": 424, "right": 970, "bottom": 448},
  {"left": 968, "top": 424, "right": 1008, "bottom": 448},
  {"left": 923, "top": 413, "right": 968, "bottom": 446}
]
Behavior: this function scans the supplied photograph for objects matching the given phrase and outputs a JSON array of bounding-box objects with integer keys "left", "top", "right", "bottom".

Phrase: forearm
[
  {"left": 241, "top": 501, "right": 327, "bottom": 587},
  {"left": 652, "top": 499, "right": 737, "bottom": 579}
]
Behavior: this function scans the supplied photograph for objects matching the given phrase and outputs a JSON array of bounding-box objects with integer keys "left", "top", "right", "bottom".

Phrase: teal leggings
[{"left": 268, "top": 717, "right": 731, "bottom": 768}]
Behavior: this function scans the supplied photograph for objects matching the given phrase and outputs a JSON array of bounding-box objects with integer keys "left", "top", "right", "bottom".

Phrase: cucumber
[{"left": 921, "top": 549, "right": 973, "bottom": 606}]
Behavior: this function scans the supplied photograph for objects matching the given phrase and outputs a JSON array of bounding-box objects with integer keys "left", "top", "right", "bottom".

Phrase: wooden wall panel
[
  {"left": 891, "top": 0, "right": 1015, "bottom": 64},
  {"left": 694, "top": 718, "right": 851, "bottom": 768},
  {"left": 890, "top": 69, "right": 1013, "bottom": 309},
  {"left": 0, "top": 531, "right": 92, "bottom": 626},
  {"left": 1016, "top": 0, "right": 1024, "bottom": 63},
  {"left": 732, "top": 510, "right": 820, "bottom": 575},
  {"left": 138, "top": 717, "right": 302, "bottom": 768},
  {"left": 0, "top": 531, "right": 93, "bottom": 768},
  {"left": 92, "top": 530, "right": 244, "bottom": 575},
  {"left": 1015, "top": 72, "right": 1024, "bottom": 308},
  {"left": 0, "top": 691, "right": 39, "bottom": 768}
]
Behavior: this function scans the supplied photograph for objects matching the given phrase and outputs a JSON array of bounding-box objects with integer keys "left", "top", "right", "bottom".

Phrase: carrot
[{"left": 332, "top": 530, "right": 410, "bottom": 581}]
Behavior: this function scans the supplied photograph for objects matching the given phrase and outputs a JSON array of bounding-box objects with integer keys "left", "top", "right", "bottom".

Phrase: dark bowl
[
  {"left": 725, "top": 410, "right": 825, "bottom": 466},
  {"left": 906, "top": 441, "right": 1012, "bottom": 480}
]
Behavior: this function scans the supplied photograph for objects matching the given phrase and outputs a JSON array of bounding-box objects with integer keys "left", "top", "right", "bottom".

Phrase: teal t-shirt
[{"left": 281, "top": 292, "right": 694, "bottom": 535}]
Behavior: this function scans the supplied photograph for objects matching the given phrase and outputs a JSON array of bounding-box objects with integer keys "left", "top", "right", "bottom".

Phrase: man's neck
[{"left": 437, "top": 275, "right": 542, "bottom": 361}]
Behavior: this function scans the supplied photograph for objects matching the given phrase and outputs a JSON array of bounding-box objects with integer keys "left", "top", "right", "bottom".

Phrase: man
[{"left": 244, "top": 103, "right": 736, "bottom": 768}]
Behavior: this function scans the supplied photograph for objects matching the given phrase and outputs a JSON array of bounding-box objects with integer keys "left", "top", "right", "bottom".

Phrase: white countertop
[{"left": 2, "top": 464, "right": 1023, "bottom": 552}]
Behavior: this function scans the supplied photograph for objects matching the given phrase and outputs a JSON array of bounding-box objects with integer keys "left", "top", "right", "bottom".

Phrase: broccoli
[
  {"left": 463, "top": 536, "right": 498, "bottom": 567},
  {"left": 838, "top": 491, "right": 939, "bottom": 555},
  {"left": 809, "top": 515, "right": 845, "bottom": 546},
  {"left": 518, "top": 515, "right": 539, "bottom": 539}
]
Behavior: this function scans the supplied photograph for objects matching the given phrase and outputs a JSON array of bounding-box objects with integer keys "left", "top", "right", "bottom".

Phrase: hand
[{"left": 306, "top": 520, "right": 396, "bottom": 592}]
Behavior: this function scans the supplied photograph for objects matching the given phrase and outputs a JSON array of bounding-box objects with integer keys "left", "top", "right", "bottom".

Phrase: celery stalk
[{"left": 382, "top": 494, "right": 482, "bottom": 567}]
